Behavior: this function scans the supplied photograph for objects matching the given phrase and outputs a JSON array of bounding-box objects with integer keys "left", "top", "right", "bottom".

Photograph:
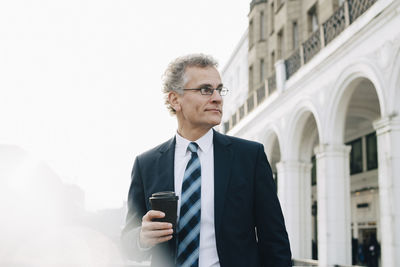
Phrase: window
[
  {"left": 231, "top": 113, "right": 237, "bottom": 127},
  {"left": 308, "top": 5, "right": 319, "bottom": 33},
  {"left": 346, "top": 133, "right": 378, "bottom": 175},
  {"left": 311, "top": 155, "right": 317, "bottom": 186},
  {"left": 277, "top": 29, "right": 284, "bottom": 59},
  {"left": 249, "top": 19, "right": 254, "bottom": 48},
  {"left": 260, "top": 59, "right": 265, "bottom": 82},
  {"left": 348, "top": 138, "right": 363, "bottom": 175},
  {"left": 249, "top": 65, "right": 254, "bottom": 92},
  {"left": 292, "top": 21, "right": 299, "bottom": 49},
  {"left": 224, "top": 121, "right": 230, "bottom": 133},
  {"left": 270, "top": 2, "right": 275, "bottom": 34},
  {"left": 260, "top": 11, "right": 265, "bottom": 40},
  {"left": 270, "top": 51, "right": 275, "bottom": 72},
  {"left": 366, "top": 132, "right": 378, "bottom": 170},
  {"left": 239, "top": 105, "right": 245, "bottom": 120}
]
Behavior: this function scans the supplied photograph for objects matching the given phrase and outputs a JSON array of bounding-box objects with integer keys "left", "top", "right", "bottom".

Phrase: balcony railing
[
  {"left": 247, "top": 94, "right": 255, "bottom": 113},
  {"left": 349, "top": 0, "right": 377, "bottom": 23},
  {"left": 303, "top": 29, "right": 322, "bottom": 64},
  {"left": 323, "top": 4, "right": 347, "bottom": 45},
  {"left": 239, "top": 104, "right": 245, "bottom": 120},
  {"left": 286, "top": 0, "right": 377, "bottom": 73},
  {"left": 223, "top": 0, "right": 377, "bottom": 133},
  {"left": 257, "top": 84, "right": 266, "bottom": 105},
  {"left": 231, "top": 113, "right": 237, "bottom": 128},
  {"left": 285, "top": 48, "right": 301, "bottom": 79},
  {"left": 292, "top": 258, "right": 318, "bottom": 266},
  {"left": 267, "top": 72, "right": 277, "bottom": 95}
]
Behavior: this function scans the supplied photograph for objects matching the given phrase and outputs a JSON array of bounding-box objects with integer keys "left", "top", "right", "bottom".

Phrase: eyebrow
[{"left": 197, "top": 83, "right": 224, "bottom": 88}]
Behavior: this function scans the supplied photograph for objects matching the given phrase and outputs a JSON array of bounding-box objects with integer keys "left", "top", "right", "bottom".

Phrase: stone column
[
  {"left": 314, "top": 144, "right": 352, "bottom": 266},
  {"left": 276, "top": 161, "right": 312, "bottom": 259},
  {"left": 274, "top": 59, "right": 286, "bottom": 93},
  {"left": 373, "top": 116, "right": 400, "bottom": 267},
  {"left": 299, "top": 162, "right": 313, "bottom": 259}
]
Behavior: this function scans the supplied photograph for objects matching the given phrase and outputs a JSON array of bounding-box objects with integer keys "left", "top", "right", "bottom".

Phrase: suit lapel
[
  {"left": 213, "top": 130, "right": 233, "bottom": 237},
  {"left": 156, "top": 136, "right": 177, "bottom": 261},
  {"left": 156, "top": 136, "right": 176, "bottom": 193}
]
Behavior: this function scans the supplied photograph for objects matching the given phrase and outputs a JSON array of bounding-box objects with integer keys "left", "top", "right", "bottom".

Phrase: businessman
[{"left": 121, "top": 54, "right": 291, "bottom": 267}]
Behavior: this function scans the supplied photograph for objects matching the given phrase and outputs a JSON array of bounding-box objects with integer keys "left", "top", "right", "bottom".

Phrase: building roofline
[
  {"left": 250, "top": 0, "right": 267, "bottom": 12},
  {"left": 221, "top": 28, "right": 249, "bottom": 75}
]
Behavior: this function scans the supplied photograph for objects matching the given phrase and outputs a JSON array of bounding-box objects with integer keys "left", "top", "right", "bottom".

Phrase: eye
[{"left": 201, "top": 87, "right": 214, "bottom": 95}]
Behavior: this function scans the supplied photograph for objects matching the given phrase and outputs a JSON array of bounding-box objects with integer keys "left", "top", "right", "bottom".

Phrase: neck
[{"left": 177, "top": 125, "right": 212, "bottom": 141}]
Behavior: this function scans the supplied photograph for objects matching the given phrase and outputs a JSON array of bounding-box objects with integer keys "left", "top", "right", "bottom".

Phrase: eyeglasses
[{"left": 182, "top": 86, "right": 229, "bottom": 96}]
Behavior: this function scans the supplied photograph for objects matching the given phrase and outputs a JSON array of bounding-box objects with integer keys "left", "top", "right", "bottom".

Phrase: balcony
[
  {"left": 285, "top": 0, "right": 377, "bottom": 76},
  {"left": 223, "top": 0, "right": 377, "bottom": 133}
]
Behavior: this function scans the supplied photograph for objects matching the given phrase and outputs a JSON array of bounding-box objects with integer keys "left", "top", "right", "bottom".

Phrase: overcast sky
[{"left": 0, "top": 0, "right": 250, "bottom": 211}]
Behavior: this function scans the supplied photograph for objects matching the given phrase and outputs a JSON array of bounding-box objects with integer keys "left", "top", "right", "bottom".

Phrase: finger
[
  {"left": 142, "top": 228, "right": 174, "bottom": 239},
  {"left": 142, "top": 221, "right": 173, "bottom": 231},
  {"left": 142, "top": 210, "right": 165, "bottom": 222}
]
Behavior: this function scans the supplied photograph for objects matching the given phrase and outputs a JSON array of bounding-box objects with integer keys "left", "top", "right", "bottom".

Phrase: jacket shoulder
[
  {"left": 136, "top": 137, "right": 174, "bottom": 162},
  {"left": 215, "top": 131, "right": 262, "bottom": 150},
  {"left": 228, "top": 135, "right": 262, "bottom": 147}
]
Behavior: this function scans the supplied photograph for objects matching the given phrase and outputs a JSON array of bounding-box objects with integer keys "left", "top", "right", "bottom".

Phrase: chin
[
  {"left": 210, "top": 119, "right": 221, "bottom": 127},
  {"left": 203, "top": 115, "right": 222, "bottom": 128}
]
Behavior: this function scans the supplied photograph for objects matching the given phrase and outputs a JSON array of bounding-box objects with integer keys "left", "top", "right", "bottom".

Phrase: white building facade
[
  {"left": 220, "top": 29, "right": 249, "bottom": 130},
  {"left": 222, "top": 0, "right": 400, "bottom": 266}
]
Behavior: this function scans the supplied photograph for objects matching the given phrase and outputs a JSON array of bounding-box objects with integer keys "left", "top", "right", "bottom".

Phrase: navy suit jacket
[{"left": 122, "top": 130, "right": 292, "bottom": 267}]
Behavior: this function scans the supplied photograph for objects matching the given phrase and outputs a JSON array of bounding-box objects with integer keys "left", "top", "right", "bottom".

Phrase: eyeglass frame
[{"left": 182, "top": 86, "right": 229, "bottom": 96}]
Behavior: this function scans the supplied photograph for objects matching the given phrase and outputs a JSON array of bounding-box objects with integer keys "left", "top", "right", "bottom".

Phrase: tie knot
[{"left": 187, "top": 142, "right": 199, "bottom": 153}]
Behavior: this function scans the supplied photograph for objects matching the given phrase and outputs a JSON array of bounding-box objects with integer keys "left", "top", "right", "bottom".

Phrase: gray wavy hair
[{"left": 162, "top": 53, "right": 218, "bottom": 115}]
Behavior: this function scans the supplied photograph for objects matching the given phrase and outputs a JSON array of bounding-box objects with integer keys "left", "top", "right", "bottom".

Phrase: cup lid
[
  {"left": 150, "top": 191, "right": 178, "bottom": 200},
  {"left": 152, "top": 191, "right": 176, "bottom": 197}
]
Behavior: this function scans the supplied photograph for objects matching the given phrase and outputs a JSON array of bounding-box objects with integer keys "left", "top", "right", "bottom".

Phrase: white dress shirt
[{"left": 175, "top": 129, "right": 220, "bottom": 267}]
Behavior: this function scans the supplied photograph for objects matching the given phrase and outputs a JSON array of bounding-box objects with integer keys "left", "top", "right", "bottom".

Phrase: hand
[{"left": 139, "top": 210, "right": 173, "bottom": 248}]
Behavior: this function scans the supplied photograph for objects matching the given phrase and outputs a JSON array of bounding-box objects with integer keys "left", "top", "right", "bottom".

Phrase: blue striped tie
[{"left": 177, "top": 142, "right": 201, "bottom": 267}]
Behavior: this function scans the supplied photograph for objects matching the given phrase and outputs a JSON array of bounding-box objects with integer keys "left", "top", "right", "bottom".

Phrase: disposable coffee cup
[{"left": 149, "top": 191, "right": 179, "bottom": 231}]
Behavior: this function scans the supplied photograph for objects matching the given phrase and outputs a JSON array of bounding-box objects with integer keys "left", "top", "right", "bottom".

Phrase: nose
[{"left": 210, "top": 89, "right": 223, "bottom": 103}]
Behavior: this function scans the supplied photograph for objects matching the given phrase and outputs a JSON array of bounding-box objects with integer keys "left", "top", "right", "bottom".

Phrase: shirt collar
[{"left": 175, "top": 129, "right": 213, "bottom": 155}]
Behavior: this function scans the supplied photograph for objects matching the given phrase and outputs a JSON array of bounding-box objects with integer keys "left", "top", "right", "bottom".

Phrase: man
[{"left": 121, "top": 54, "right": 291, "bottom": 267}]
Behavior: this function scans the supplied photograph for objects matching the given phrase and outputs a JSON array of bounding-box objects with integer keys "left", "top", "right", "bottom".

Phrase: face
[{"left": 171, "top": 66, "right": 224, "bottom": 132}]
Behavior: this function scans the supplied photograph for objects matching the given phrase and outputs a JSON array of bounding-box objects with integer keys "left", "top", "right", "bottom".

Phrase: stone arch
[
  {"left": 322, "top": 60, "right": 384, "bottom": 265},
  {"left": 285, "top": 100, "right": 322, "bottom": 161},
  {"left": 259, "top": 125, "right": 282, "bottom": 157},
  {"left": 390, "top": 46, "right": 400, "bottom": 116},
  {"left": 254, "top": 125, "right": 282, "bottom": 177},
  {"left": 325, "top": 61, "right": 386, "bottom": 144},
  {"left": 282, "top": 101, "right": 321, "bottom": 260}
]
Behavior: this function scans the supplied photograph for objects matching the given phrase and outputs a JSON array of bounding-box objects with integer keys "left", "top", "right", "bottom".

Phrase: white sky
[{"left": 0, "top": 0, "right": 249, "bottom": 211}]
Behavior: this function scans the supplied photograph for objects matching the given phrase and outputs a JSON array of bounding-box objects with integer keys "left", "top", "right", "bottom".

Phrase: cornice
[{"left": 250, "top": 0, "right": 267, "bottom": 12}]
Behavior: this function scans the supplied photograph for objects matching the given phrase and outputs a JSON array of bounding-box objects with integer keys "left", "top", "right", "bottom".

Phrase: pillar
[
  {"left": 277, "top": 161, "right": 312, "bottom": 259},
  {"left": 373, "top": 116, "right": 400, "bottom": 267},
  {"left": 314, "top": 144, "right": 352, "bottom": 266}
]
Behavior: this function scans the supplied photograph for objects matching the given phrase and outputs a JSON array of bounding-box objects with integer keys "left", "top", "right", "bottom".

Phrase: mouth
[{"left": 206, "top": 108, "right": 222, "bottom": 114}]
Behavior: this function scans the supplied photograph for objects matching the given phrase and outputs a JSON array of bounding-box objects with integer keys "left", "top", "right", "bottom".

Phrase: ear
[{"left": 168, "top": 91, "right": 181, "bottom": 112}]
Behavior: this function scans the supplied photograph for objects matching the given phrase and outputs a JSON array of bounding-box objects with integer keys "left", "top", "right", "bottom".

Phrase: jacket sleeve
[
  {"left": 254, "top": 144, "right": 292, "bottom": 267},
  {"left": 121, "top": 156, "right": 152, "bottom": 261}
]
